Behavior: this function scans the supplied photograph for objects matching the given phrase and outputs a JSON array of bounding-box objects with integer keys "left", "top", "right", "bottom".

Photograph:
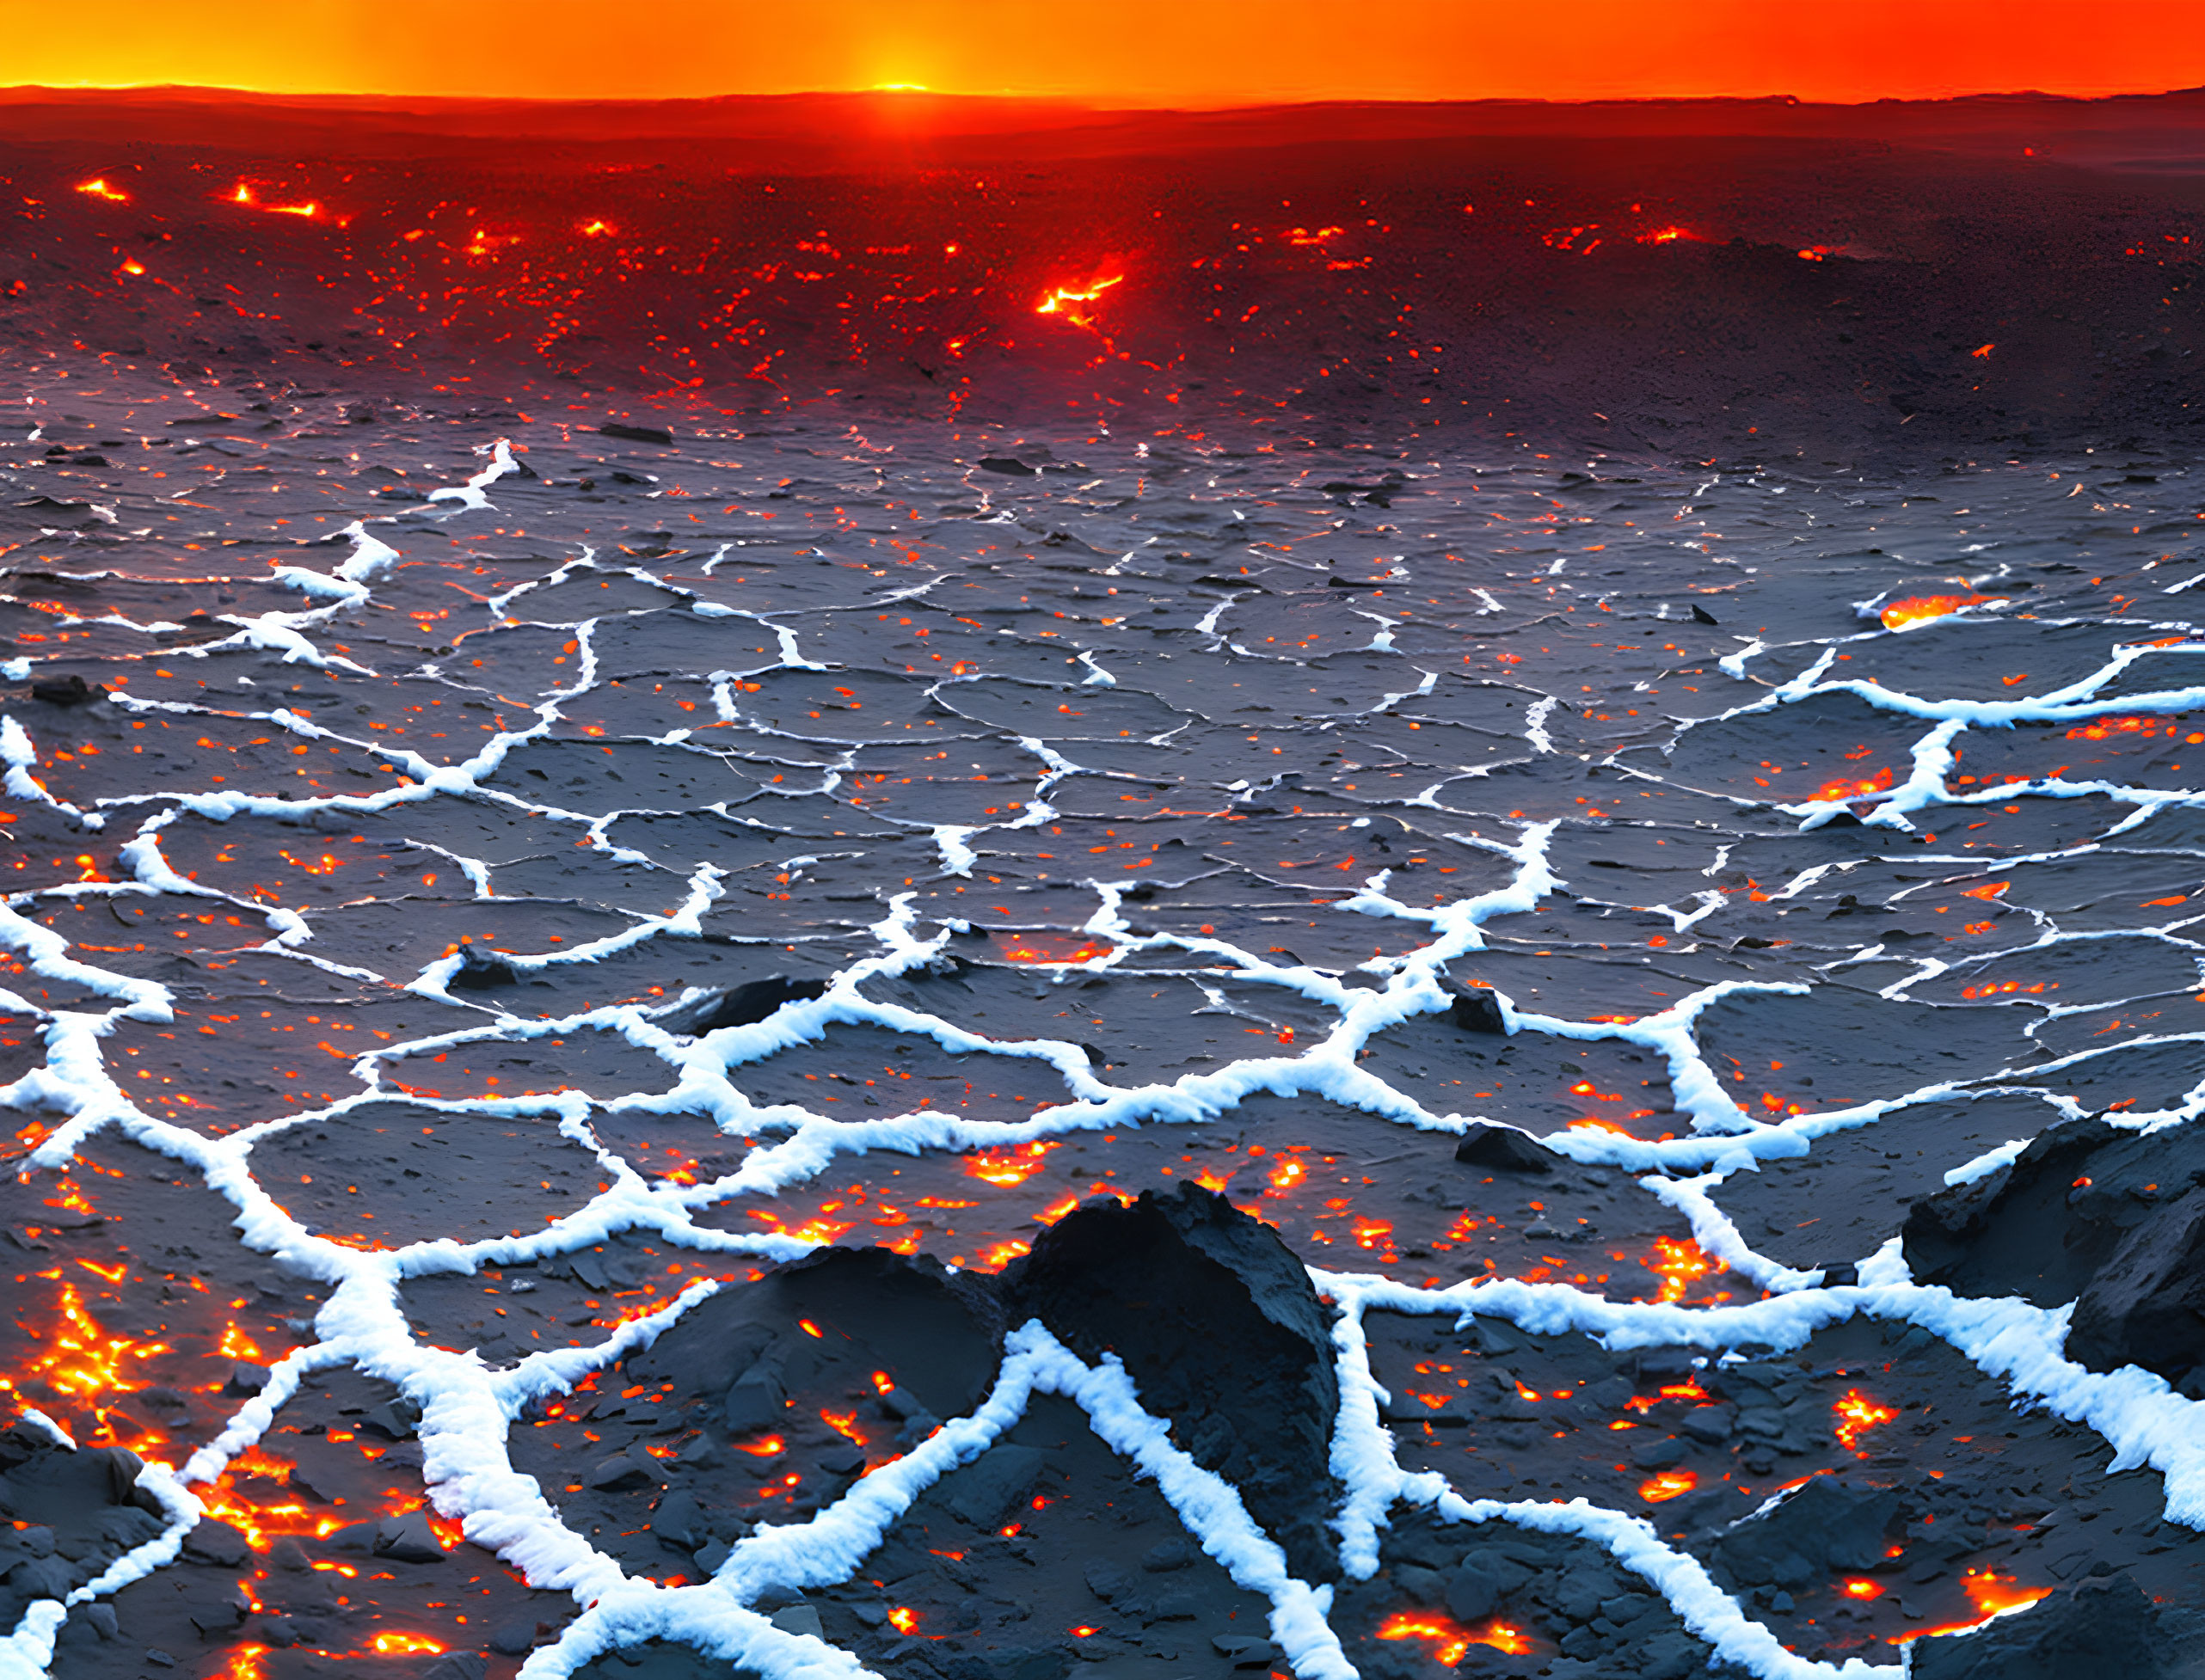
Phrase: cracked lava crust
[{"left": 4, "top": 83, "right": 2205, "bottom": 1680}]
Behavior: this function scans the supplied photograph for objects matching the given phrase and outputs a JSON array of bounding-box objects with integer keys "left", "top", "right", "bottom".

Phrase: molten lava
[
  {"left": 1833, "top": 1388, "right": 1898, "bottom": 1453},
  {"left": 0, "top": 1278, "right": 165, "bottom": 1426},
  {"left": 1891, "top": 1567, "right": 2053, "bottom": 1642},
  {"left": 189, "top": 1447, "right": 352, "bottom": 1550},
  {"left": 1813, "top": 763, "right": 1894, "bottom": 802},
  {"left": 1376, "top": 1609, "right": 1532, "bottom": 1663},
  {"left": 1638, "top": 1235, "right": 1727, "bottom": 1305},
  {"left": 1035, "top": 273, "right": 1125, "bottom": 330},
  {"left": 1881, "top": 593, "right": 1993, "bottom": 630},
  {"left": 962, "top": 1140, "right": 1060, "bottom": 1186}
]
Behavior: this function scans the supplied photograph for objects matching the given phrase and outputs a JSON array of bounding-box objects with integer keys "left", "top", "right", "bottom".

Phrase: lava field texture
[{"left": 3, "top": 85, "right": 2205, "bottom": 1680}]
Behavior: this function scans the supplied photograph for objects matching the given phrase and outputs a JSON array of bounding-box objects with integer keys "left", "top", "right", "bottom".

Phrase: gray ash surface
[{"left": 3, "top": 86, "right": 2205, "bottom": 1680}]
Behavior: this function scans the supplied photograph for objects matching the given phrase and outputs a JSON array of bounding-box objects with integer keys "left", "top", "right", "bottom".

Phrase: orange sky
[{"left": 9, "top": 0, "right": 2205, "bottom": 106}]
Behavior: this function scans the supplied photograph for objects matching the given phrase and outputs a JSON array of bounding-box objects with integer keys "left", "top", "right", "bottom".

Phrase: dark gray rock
[
  {"left": 375, "top": 1508, "right": 449, "bottom": 1564},
  {"left": 181, "top": 1519, "right": 252, "bottom": 1569},
  {"left": 651, "top": 1489, "right": 706, "bottom": 1550},
  {"left": 943, "top": 1444, "right": 1046, "bottom": 1530},
  {"left": 666, "top": 975, "right": 827, "bottom": 1034},
  {"left": 488, "top": 1617, "right": 545, "bottom": 1656},
  {"left": 1904, "top": 1118, "right": 2198, "bottom": 1306},
  {"left": 1445, "top": 1559, "right": 1503, "bottom": 1622},
  {"left": 6, "top": 1554, "right": 72, "bottom": 1599},
  {"left": 722, "top": 1367, "right": 788, "bottom": 1436},
  {"left": 1453, "top": 1122, "right": 1554, "bottom": 1175},
  {"left": 1007, "top": 1183, "right": 1339, "bottom": 1581},
  {"left": 1716, "top": 1476, "right": 1900, "bottom": 1588},
  {"left": 1910, "top": 1573, "right": 2173, "bottom": 1680},
  {"left": 1141, "top": 1537, "right": 1195, "bottom": 1572},
  {"left": 1445, "top": 983, "right": 1510, "bottom": 1035},
  {"left": 587, "top": 1453, "right": 654, "bottom": 1492},
  {"left": 2066, "top": 1193, "right": 2205, "bottom": 1393}
]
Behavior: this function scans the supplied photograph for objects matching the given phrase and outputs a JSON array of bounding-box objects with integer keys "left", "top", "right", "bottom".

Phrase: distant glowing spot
[
  {"left": 1036, "top": 272, "right": 1125, "bottom": 329},
  {"left": 579, "top": 219, "right": 617, "bottom": 237},
  {"left": 77, "top": 178, "right": 128, "bottom": 202}
]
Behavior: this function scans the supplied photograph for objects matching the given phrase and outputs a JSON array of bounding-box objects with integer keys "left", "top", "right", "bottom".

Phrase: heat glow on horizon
[{"left": 6, "top": 0, "right": 2204, "bottom": 107}]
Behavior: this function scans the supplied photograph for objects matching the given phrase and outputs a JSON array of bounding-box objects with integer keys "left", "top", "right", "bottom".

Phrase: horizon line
[{"left": 5, "top": 79, "right": 2202, "bottom": 111}]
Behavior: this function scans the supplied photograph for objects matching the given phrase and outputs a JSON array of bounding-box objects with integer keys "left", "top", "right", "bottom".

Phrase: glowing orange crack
[
  {"left": 1035, "top": 273, "right": 1125, "bottom": 330},
  {"left": 1889, "top": 1568, "right": 2052, "bottom": 1643}
]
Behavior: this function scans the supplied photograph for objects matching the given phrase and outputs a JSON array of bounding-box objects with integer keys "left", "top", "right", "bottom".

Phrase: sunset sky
[{"left": 8, "top": 0, "right": 2203, "bottom": 106}]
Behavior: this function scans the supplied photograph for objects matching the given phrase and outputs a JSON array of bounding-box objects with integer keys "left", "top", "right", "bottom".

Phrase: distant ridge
[{"left": 2, "top": 83, "right": 2202, "bottom": 169}]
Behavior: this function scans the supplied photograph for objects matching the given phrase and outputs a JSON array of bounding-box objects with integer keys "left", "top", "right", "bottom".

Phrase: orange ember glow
[
  {"left": 971, "top": 1237, "right": 1033, "bottom": 1272},
  {"left": 1813, "top": 763, "right": 1894, "bottom": 803},
  {"left": 579, "top": 219, "right": 617, "bottom": 236},
  {"left": 1963, "top": 1569, "right": 2055, "bottom": 1618},
  {"left": 1891, "top": 1568, "right": 2053, "bottom": 1642},
  {"left": 962, "top": 1140, "right": 1060, "bottom": 1186},
  {"left": 734, "top": 1434, "right": 786, "bottom": 1456},
  {"left": 1841, "top": 1577, "right": 1886, "bottom": 1600},
  {"left": 1639, "top": 1468, "right": 1697, "bottom": 1503},
  {"left": 1377, "top": 1610, "right": 1532, "bottom": 1664},
  {"left": 0, "top": 1279, "right": 166, "bottom": 1413},
  {"left": 1881, "top": 593, "right": 1993, "bottom": 630},
  {"left": 996, "top": 935, "right": 1111, "bottom": 965},
  {"left": 369, "top": 1633, "right": 446, "bottom": 1656},
  {"left": 1639, "top": 1235, "right": 1726, "bottom": 1304},
  {"left": 1035, "top": 273, "right": 1125, "bottom": 329},
  {"left": 2067, "top": 714, "right": 2184, "bottom": 742},
  {"left": 229, "top": 181, "right": 323, "bottom": 218},
  {"left": 76, "top": 178, "right": 129, "bottom": 202},
  {"left": 888, "top": 1607, "right": 920, "bottom": 1635},
  {"left": 189, "top": 1448, "right": 351, "bottom": 1550},
  {"left": 1833, "top": 1389, "right": 1898, "bottom": 1452}
]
